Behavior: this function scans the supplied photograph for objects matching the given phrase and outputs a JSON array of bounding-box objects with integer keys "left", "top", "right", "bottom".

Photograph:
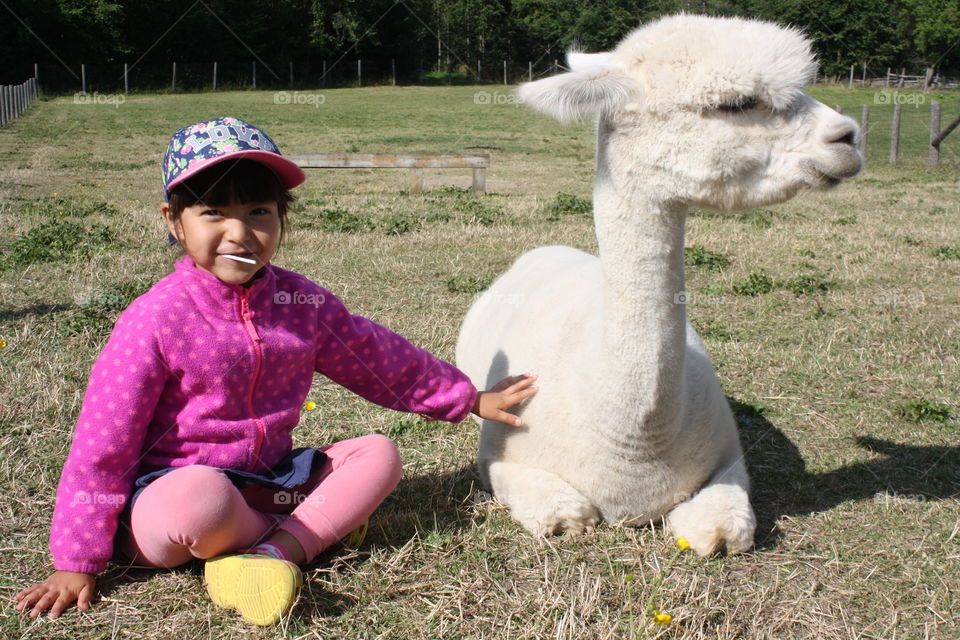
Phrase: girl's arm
[
  {"left": 314, "top": 291, "right": 479, "bottom": 421},
  {"left": 46, "top": 298, "right": 168, "bottom": 579}
]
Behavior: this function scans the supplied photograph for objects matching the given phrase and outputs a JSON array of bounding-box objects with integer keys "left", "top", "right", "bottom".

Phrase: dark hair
[{"left": 166, "top": 158, "right": 296, "bottom": 245}]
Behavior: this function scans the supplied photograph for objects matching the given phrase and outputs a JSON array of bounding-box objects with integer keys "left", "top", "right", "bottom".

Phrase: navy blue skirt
[{"left": 113, "top": 447, "right": 328, "bottom": 561}]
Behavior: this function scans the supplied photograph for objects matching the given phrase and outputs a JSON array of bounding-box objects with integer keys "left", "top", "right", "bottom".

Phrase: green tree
[{"left": 907, "top": 0, "right": 960, "bottom": 70}]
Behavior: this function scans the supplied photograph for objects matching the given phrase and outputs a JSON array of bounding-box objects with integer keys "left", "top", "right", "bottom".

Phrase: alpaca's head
[{"left": 519, "top": 14, "right": 862, "bottom": 211}]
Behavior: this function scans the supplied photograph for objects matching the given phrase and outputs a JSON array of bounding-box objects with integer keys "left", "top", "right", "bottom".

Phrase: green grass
[
  {"left": 541, "top": 192, "right": 592, "bottom": 220},
  {"left": 0, "top": 85, "right": 958, "bottom": 640},
  {"left": 684, "top": 244, "right": 731, "bottom": 272}
]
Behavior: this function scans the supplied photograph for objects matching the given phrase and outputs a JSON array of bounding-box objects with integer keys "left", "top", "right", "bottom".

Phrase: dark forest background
[{"left": 2, "top": 0, "right": 958, "bottom": 90}]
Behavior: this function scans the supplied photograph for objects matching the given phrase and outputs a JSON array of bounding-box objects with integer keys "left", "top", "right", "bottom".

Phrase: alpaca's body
[
  {"left": 456, "top": 14, "right": 861, "bottom": 554},
  {"left": 458, "top": 246, "right": 742, "bottom": 525}
]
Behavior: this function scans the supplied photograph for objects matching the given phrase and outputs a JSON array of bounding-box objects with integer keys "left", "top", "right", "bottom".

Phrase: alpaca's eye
[{"left": 717, "top": 97, "right": 759, "bottom": 112}]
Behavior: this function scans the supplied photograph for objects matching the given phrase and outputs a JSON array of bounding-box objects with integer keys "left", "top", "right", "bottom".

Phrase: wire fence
[
  {"left": 14, "top": 58, "right": 573, "bottom": 95},
  {"left": 827, "top": 98, "right": 959, "bottom": 168}
]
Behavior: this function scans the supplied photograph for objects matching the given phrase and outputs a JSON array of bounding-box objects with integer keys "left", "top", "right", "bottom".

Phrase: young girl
[{"left": 14, "top": 116, "right": 536, "bottom": 626}]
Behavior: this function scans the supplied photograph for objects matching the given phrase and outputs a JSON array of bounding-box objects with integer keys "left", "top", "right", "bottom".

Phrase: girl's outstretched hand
[
  {"left": 472, "top": 374, "right": 539, "bottom": 426},
  {"left": 14, "top": 570, "right": 95, "bottom": 619}
]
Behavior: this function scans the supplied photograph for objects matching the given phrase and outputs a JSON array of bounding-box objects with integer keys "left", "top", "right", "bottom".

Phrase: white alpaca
[{"left": 455, "top": 14, "right": 861, "bottom": 555}]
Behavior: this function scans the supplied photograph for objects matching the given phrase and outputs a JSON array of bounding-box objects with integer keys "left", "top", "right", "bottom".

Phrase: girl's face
[{"left": 161, "top": 200, "right": 281, "bottom": 285}]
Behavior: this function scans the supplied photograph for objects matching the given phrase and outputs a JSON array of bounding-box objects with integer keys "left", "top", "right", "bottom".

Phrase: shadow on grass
[
  {"left": 732, "top": 398, "right": 960, "bottom": 550},
  {"left": 372, "top": 461, "right": 481, "bottom": 548},
  {"left": 0, "top": 303, "right": 72, "bottom": 322}
]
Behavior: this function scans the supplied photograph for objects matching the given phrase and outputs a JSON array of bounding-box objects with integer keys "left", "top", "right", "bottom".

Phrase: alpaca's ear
[{"left": 518, "top": 52, "right": 635, "bottom": 123}]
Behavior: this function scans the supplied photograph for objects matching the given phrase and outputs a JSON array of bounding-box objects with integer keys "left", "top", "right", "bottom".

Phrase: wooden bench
[{"left": 285, "top": 153, "right": 490, "bottom": 193}]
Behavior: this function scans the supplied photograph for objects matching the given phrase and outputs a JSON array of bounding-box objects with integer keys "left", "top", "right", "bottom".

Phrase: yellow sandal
[
  {"left": 346, "top": 518, "right": 369, "bottom": 548},
  {"left": 204, "top": 553, "right": 303, "bottom": 625}
]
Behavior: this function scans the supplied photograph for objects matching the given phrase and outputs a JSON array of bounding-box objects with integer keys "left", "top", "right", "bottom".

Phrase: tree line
[{"left": 2, "top": 0, "right": 958, "bottom": 87}]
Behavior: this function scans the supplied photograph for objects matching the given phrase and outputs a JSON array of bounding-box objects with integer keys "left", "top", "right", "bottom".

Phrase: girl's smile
[{"left": 162, "top": 200, "right": 281, "bottom": 285}]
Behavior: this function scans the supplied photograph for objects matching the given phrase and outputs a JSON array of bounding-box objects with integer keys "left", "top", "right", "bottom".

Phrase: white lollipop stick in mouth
[{"left": 222, "top": 254, "right": 257, "bottom": 264}]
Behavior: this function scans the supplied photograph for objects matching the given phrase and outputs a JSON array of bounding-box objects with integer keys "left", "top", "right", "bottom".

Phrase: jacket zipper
[{"left": 238, "top": 289, "right": 266, "bottom": 471}]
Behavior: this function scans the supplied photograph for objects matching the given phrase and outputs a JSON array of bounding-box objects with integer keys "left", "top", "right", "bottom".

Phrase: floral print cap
[{"left": 162, "top": 116, "right": 306, "bottom": 200}]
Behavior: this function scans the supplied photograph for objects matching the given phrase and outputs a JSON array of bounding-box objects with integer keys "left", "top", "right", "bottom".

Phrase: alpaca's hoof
[
  {"left": 517, "top": 499, "right": 600, "bottom": 538},
  {"left": 666, "top": 486, "right": 756, "bottom": 555},
  {"left": 486, "top": 461, "right": 601, "bottom": 538}
]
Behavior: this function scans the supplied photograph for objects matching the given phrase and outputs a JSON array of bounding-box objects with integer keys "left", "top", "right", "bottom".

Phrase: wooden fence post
[
  {"left": 34, "top": 63, "right": 40, "bottom": 95},
  {"left": 889, "top": 104, "right": 902, "bottom": 163},
  {"left": 503, "top": 60, "right": 507, "bottom": 85},
  {"left": 357, "top": 59, "right": 361, "bottom": 86},
  {"left": 929, "top": 100, "right": 960, "bottom": 164},
  {"left": 322, "top": 60, "right": 327, "bottom": 88},
  {"left": 81, "top": 63, "right": 87, "bottom": 95},
  {"left": 213, "top": 61, "right": 218, "bottom": 90},
  {"left": 1, "top": 86, "right": 7, "bottom": 127},
  {"left": 392, "top": 58, "right": 397, "bottom": 86},
  {"left": 252, "top": 61, "right": 256, "bottom": 89},
  {"left": 860, "top": 104, "right": 869, "bottom": 161},
  {"left": 848, "top": 64, "right": 854, "bottom": 89},
  {"left": 929, "top": 100, "right": 941, "bottom": 166},
  {"left": 528, "top": 61, "right": 532, "bottom": 81},
  {"left": 171, "top": 62, "right": 177, "bottom": 92},
  {"left": 124, "top": 63, "right": 129, "bottom": 93},
  {"left": 289, "top": 60, "right": 294, "bottom": 88}
]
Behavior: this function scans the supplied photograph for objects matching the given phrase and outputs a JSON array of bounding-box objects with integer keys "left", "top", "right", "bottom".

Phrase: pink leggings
[{"left": 117, "top": 434, "right": 402, "bottom": 568}]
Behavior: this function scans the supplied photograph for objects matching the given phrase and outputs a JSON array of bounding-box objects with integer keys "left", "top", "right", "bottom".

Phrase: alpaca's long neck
[{"left": 593, "top": 124, "right": 688, "bottom": 448}]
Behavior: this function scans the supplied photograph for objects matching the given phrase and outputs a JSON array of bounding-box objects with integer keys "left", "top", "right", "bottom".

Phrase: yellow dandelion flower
[
  {"left": 676, "top": 536, "right": 690, "bottom": 550},
  {"left": 0, "top": 338, "right": 7, "bottom": 348},
  {"left": 652, "top": 611, "right": 673, "bottom": 625},
  {"left": 304, "top": 401, "right": 317, "bottom": 411},
  {"left": 53, "top": 192, "right": 59, "bottom": 196}
]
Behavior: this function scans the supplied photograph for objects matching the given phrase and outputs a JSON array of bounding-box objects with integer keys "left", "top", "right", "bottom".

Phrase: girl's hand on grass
[
  {"left": 14, "top": 570, "right": 96, "bottom": 619},
  {"left": 472, "top": 374, "right": 539, "bottom": 426}
]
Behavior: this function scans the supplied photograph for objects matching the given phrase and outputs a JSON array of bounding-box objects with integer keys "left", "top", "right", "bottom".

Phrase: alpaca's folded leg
[
  {"left": 486, "top": 461, "right": 600, "bottom": 537},
  {"left": 665, "top": 460, "right": 756, "bottom": 555}
]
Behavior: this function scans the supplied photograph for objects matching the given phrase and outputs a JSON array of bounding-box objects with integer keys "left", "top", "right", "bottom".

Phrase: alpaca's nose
[{"left": 823, "top": 119, "right": 858, "bottom": 147}]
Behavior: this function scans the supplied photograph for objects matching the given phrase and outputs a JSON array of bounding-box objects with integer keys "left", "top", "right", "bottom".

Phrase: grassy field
[{"left": 0, "top": 84, "right": 958, "bottom": 639}]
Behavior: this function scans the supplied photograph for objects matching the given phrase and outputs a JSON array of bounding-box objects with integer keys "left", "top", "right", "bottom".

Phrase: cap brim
[{"left": 165, "top": 150, "right": 306, "bottom": 195}]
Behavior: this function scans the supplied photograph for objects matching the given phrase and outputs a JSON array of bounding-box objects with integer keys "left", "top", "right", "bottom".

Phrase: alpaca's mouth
[
  {"left": 801, "top": 157, "right": 860, "bottom": 190},
  {"left": 808, "top": 167, "right": 842, "bottom": 189}
]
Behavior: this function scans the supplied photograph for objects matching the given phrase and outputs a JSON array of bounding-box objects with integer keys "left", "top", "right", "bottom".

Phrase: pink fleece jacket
[{"left": 50, "top": 255, "right": 477, "bottom": 573}]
